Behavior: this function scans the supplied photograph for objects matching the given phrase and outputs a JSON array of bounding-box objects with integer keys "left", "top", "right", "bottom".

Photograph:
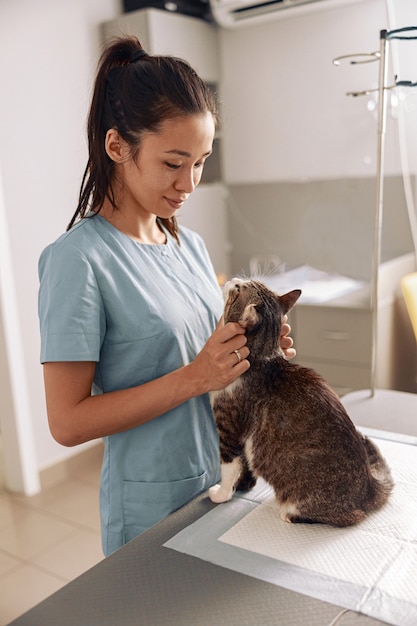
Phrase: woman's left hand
[{"left": 280, "top": 315, "right": 296, "bottom": 359}]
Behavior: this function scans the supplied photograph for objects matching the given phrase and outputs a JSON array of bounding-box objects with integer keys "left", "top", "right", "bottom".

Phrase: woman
[{"left": 38, "top": 36, "right": 295, "bottom": 555}]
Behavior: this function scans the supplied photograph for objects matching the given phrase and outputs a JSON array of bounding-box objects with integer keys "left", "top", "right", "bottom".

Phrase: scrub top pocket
[{"left": 122, "top": 472, "right": 208, "bottom": 543}]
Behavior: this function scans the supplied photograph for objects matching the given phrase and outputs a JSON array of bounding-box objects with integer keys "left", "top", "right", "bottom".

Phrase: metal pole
[{"left": 370, "top": 30, "right": 389, "bottom": 397}]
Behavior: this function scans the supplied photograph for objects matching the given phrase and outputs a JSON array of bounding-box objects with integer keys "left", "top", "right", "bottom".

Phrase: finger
[
  {"left": 212, "top": 319, "right": 245, "bottom": 345},
  {"left": 231, "top": 346, "right": 250, "bottom": 365},
  {"left": 220, "top": 321, "right": 247, "bottom": 341},
  {"left": 231, "top": 357, "right": 251, "bottom": 374},
  {"left": 280, "top": 336, "right": 293, "bottom": 350},
  {"left": 280, "top": 322, "right": 291, "bottom": 337},
  {"left": 215, "top": 316, "right": 224, "bottom": 330},
  {"left": 231, "top": 349, "right": 243, "bottom": 365},
  {"left": 226, "top": 335, "right": 248, "bottom": 359},
  {"left": 283, "top": 347, "right": 296, "bottom": 360}
]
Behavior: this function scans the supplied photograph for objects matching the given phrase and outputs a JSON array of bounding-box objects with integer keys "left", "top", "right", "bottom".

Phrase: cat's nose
[{"left": 223, "top": 278, "right": 242, "bottom": 296}]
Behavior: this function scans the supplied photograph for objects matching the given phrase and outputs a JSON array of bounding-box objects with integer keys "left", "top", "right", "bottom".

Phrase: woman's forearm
[{"left": 44, "top": 361, "right": 207, "bottom": 446}]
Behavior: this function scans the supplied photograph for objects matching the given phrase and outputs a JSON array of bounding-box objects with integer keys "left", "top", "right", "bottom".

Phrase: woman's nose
[{"left": 174, "top": 168, "right": 199, "bottom": 193}]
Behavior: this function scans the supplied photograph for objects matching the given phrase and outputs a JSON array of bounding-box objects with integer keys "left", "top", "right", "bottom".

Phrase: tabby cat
[{"left": 209, "top": 278, "right": 393, "bottom": 526}]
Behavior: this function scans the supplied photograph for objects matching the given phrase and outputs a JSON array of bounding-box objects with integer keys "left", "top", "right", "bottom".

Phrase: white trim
[{"left": 0, "top": 164, "right": 40, "bottom": 495}]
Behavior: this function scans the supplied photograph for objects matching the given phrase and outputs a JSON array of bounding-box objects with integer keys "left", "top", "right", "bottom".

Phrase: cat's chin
[{"left": 208, "top": 484, "right": 234, "bottom": 504}]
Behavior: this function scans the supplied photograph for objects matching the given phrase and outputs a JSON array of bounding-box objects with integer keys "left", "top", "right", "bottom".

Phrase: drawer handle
[{"left": 319, "top": 330, "right": 350, "bottom": 341}]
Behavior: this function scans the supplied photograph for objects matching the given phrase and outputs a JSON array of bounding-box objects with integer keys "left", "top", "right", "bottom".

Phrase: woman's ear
[{"left": 105, "top": 129, "right": 124, "bottom": 162}]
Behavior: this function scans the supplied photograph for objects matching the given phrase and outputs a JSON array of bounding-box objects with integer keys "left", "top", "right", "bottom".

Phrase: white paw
[
  {"left": 208, "top": 484, "right": 233, "bottom": 503},
  {"left": 278, "top": 500, "right": 300, "bottom": 523}
]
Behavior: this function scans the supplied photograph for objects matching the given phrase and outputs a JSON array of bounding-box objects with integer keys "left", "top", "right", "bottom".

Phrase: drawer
[
  {"left": 296, "top": 358, "right": 370, "bottom": 397},
  {"left": 293, "top": 306, "right": 372, "bottom": 366}
]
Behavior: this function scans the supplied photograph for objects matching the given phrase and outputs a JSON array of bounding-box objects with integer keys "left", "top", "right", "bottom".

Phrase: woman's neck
[{"left": 98, "top": 203, "right": 167, "bottom": 245}]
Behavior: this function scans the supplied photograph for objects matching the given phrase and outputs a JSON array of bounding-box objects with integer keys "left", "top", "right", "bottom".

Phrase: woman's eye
[{"left": 166, "top": 162, "right": 181, "bottom": 170}]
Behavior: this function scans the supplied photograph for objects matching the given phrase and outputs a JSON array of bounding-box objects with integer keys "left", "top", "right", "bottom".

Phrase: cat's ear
[
  {"left": 278, "top": 289, "right": 302, "bottom": 315},
  {"left": 239, "top": 304, "right": 259, "bottom": 330}
]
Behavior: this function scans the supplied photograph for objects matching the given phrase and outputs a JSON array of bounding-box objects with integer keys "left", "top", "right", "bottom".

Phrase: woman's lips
[{"left": 165, "top": 197, "right": 186, "bottom": 210}]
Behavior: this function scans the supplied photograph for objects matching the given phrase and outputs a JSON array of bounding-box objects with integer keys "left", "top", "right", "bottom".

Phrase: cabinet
[
  {"left": 289, "top": 254, "right": 416, "bottom": 396},
  {"left": 101, "top": 8, "right": 219, "bottom": 83}
]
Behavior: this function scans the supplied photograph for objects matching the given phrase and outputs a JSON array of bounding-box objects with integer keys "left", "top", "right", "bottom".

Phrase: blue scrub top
[{"left": 38, "top": 215, "right": 223, "bottom": 555}]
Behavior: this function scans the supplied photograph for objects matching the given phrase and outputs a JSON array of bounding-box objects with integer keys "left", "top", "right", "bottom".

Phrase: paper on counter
[{"left": 263, "top": 265, "right": 364, "bottom": 303}]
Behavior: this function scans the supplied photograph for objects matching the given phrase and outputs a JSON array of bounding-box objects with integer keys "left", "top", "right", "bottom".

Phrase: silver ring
[{"left": 233, "top": 349, "right": 242, "bottom": 363}]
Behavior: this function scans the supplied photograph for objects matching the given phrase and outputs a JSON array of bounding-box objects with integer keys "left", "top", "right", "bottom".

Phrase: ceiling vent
[{"left": 209, "top": 0, "right": 364, "bottom": 28}]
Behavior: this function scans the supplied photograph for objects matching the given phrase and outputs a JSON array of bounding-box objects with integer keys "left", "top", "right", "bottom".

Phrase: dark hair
[{"left": 67, "top": 36, "right": 218, "bottom": 242}]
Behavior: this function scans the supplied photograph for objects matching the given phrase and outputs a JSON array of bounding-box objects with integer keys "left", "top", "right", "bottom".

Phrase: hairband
[{"left": 131, "top": 49, "right": 148, "bottom": 63}]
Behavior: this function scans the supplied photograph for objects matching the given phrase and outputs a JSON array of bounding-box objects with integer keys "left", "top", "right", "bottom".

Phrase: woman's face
[{"left": 114, "top": 112, "right": 215, "bottom": 219}]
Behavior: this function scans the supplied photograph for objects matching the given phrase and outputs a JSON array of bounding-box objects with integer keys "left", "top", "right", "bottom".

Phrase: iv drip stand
[
  {"left": 334, "top": 26, "right": 417, "bottom": 397},
  {"left": 370, "top": 29, "right": 389, "bottom": 398}
]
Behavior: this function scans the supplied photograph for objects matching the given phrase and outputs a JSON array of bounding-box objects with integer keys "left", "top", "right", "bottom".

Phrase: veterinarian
[{"left": 38, "top": 36, "right": 295, "bottom": 556}]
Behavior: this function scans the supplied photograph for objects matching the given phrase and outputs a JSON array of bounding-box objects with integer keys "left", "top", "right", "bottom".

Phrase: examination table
[{"left": 8, "top": 491, "right": 390, "bottom": 626}]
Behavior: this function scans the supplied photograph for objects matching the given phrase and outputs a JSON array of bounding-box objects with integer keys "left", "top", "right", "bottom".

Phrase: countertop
[{"left": 9, "top": 492, "right": 388, "bottom": 626}]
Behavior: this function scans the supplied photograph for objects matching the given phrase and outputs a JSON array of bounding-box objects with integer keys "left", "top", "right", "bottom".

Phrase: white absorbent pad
[{"left": 164, "top": 436, "right": 417, "bottom": 626}]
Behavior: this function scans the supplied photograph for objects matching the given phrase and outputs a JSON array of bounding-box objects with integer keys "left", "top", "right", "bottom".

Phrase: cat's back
[
  {"left": 247, "top": 354, "right": 336, "bottom": 404},
  {"left": 244, "top": 354, "right": 361, "bottom": 446}
]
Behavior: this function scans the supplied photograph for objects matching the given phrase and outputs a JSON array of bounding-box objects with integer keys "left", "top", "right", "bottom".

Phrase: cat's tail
[{"left": 363, "top": 436, "right": 394, "bottom": 510}]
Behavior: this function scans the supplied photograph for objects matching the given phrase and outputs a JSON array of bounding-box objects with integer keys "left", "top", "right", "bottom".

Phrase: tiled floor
[{"left": 0, "top": 447, "right": 105, "bottom": 625}]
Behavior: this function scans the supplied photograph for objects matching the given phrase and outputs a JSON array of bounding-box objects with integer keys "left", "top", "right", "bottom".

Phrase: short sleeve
[{"left": 38, "top": 242, "right": 105, "bottom": 363}]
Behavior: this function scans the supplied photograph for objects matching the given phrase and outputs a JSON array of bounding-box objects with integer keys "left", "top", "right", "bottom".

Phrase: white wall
[
  {"left": 0, "top": 0, "right": 121, "bottom": 490},
  {"left": 219, "top": 0, "right": 417, "bottom": 185},
  {"left": 218, "top": 0, "right": 417, "bottom": 278}
]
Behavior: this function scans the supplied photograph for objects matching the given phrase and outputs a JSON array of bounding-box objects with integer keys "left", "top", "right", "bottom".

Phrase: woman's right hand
[{"left": 190, "top": 319, "right": 250, "bottom": 394}]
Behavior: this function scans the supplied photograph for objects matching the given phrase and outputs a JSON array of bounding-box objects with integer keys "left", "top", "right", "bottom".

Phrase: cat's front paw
[{"left": 208, "top": 484, "right": 234, "bottom": 504}]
